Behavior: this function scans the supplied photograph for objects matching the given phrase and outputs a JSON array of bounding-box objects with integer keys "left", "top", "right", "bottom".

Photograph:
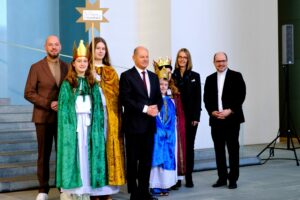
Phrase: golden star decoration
[{"left": 76, "top": 0, "right": 109, "bottom": 32}]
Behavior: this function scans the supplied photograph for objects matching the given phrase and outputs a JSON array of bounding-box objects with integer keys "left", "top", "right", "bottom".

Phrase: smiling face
[
  {"left": 214, "top": 52, "right": 228, "bottom": 72},
  {"left": 94, "top": 41, "right": 106, "bottom": 61},
  {"left": 133, "top": 47, "right": 149, "bottom": 70},
  {"left": 72, "top": 56, "right": 89, "bottom": 76},
  {"left": 44, "top": 35, "right": 61, "bottom": 59},
  {"left": 177, "top": 51, "right": 188, "bottom": 71},
  {"left": 159, "top": 78, "right": 169, "bottom": 96}
]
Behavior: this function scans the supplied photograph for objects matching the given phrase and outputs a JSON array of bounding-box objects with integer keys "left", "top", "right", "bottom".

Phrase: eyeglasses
[
  {"left": 178, "top": 56, "right": 188, "bottom": 60},
  {"left": 215, "top": 60, "right": 227, "bottom": 63}
]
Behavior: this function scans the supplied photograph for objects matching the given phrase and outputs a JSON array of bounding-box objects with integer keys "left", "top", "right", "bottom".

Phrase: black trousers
[
  {"left": 185, "top": 123, "right": 198, "bottom": 181},
  {"left": 211, "top": 123, "right": 240, "bottom": 183},
  {"left": 35, "top": 123, "right": 57, "bottom": 193},
  {"left": 125, "top": 132, "right": 154, "bottom": 200}
]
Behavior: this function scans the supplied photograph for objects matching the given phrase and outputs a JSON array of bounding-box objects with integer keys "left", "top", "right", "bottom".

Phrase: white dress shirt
[{"left": 217, "top": 68, "right": 228, "bottom": 111}]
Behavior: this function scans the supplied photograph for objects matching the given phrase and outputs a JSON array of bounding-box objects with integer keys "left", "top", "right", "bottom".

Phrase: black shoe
[
  {"left": 228, "top": 182, "right": 237, "bottom": 189},
  {"left": 185, "top": 175, "right": 194, "bottom": 188},
  {"left": 144, "top": 193, "right": 158, "bottom": 200},
  {"left": 171, "top": 180, "right": 182, "bottom": 190},
  {"left": 185, "top": 180, "right": 194, "bottom": 188},
  {"left": 212, "top": 180, "right": 227, "bottom": 188},
  {"left": 170, "top": 185, "right": 179, "bottom": 190},
  {"left": 176, "top": 180, "right": 182, "bottom": 187}
]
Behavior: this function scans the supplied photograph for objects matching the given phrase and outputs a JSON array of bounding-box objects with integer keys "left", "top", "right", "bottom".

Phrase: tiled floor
[{"left": 1, "top": 143, "right": 300, "bottom": 200}]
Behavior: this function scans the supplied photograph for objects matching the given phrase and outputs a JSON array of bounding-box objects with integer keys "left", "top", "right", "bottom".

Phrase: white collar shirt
[{"left": 217, "top": 68, "right": 228, "bottom": 111}]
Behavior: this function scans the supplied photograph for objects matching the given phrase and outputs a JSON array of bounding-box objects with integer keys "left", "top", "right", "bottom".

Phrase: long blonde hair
[{"left": 174, "top": 48, "right": 193, "bottom": 71}]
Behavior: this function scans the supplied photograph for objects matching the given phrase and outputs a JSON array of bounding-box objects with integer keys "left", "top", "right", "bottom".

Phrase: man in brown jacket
[{"left": 24, "top": 35, "right": 68, "bottom": 200}]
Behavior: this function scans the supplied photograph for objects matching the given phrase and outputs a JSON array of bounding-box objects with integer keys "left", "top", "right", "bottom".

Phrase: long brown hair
[
  {"left": 169, "top": 78, "right": 180, "bottom": 95},
  {"left": 66, "top": 58, "right": 95, "bottom": 88},
  {"left": 89, "top": 37, "right": 111, "bottom": 66},
  {"left": 174, "top": 48, "right": 193, "bottom": 71}
]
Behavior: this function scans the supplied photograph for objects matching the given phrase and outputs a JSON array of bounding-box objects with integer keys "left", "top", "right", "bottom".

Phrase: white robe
[{"left": 62, "top": 94, "right": 118, "bottom": 196}]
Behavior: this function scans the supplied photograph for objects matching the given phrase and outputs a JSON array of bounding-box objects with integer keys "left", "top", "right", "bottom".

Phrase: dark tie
[{"left": 142, "top": 71, "right": 148, "bottom": 93}]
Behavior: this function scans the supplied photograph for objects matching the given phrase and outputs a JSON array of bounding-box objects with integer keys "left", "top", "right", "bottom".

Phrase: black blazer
[
  {"left": 204, "top": 68, "right": 246, "bottom": 126},
  {"left": 172, "top": 69, "right": 202, "bottom": 122},
  {"left": 120, "top": 67, "right": 163, "bottom": 134}
]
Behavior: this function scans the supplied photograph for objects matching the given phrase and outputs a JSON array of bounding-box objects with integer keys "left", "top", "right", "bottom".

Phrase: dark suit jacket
[
  {"left": 172, "top": 69, "right": 202, "bottom": 122},
  {"left": 204, "top": 68, "right": 246, "bottom": 126},
  {"left": 120, "top": 67, "right": 163, "bottom": 134},
  {"left": 24, "top": 57, "right": 69, "bottom": 123}
]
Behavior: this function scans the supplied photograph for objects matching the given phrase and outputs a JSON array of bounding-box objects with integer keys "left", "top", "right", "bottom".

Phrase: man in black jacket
[
  {"left": 120, "top": 46, "right": 163, "bottom": 200},
  {"left": 204, "top": 52, "right": 246, "bottom": 189}
]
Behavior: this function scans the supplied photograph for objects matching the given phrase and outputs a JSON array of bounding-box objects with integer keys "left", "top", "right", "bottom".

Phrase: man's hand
[
  {"left": 147, "top": 105, "right": 159, "bottom": 117},
  {"left": 51, "top": 101, "right": 58, "bottom": 112},
  {"left": 212, "top": 109, "right": 232, "bottom": 119}
]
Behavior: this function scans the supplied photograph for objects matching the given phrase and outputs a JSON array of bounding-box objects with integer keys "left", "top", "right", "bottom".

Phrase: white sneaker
[{"left": 36, "top": 193, "right": 48, "bottom": 200}]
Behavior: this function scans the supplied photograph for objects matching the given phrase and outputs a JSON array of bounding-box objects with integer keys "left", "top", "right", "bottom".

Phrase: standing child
[
  {"left": 56, "top": 40, "right": 106, "bottom": 200},
  {"left": 89, "top": 37, "right": 126, "bottom": 200},
  {"left": 149, "top": 58, "right": 177, "bottom": 196}
]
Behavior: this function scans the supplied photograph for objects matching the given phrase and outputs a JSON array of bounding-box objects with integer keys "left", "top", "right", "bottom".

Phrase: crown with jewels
[{"left": 72, "top": 40, "right": 89, "bottom": 59}]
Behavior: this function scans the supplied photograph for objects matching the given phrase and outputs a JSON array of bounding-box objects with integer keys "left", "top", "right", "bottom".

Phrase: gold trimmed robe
[{"left": 96, "top": 65, "right": 126, "bottom": 185}]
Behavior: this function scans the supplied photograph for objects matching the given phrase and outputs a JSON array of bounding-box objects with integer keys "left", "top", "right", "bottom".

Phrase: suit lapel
[
  {"left": 131, "top": 67, "right": 148, "bottom": 97},
  {"left": 222, "top": 69, "right": 231, "bottom": 95},
  {"left": 58, "top": 60, "right": 66, "bottom": 85},
  {"left": 148, "top": 71, "right": 155, "bottom": 98},
  {"left": 212, "top": 72, "right": 218, "bottom": 93},
  {"left": 41, "top": 58, "right": 58, "bottom": 86}
]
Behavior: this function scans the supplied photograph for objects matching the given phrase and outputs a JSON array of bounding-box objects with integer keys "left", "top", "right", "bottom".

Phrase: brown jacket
[{"left": 24, "top": 57, "right": 69, "bottom": 123}]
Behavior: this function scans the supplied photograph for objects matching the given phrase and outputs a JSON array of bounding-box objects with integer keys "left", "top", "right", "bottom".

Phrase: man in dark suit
[
  {"left": 204, "top": 52, "right": 246, "bottom": 189},
  {"left": 24, "top": 35, "right": 68, "bottom": 200},
  {"left": 120, "top": 46, "right": 163, "bottom": 200}
]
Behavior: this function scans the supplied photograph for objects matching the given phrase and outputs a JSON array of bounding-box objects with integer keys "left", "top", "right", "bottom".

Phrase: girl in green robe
[{"left": 56, "top": 40, "right": 106, "bottom": 200}]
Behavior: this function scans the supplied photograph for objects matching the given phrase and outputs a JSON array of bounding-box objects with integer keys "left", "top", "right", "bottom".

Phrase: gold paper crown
[
  {"left": 154, "top": 57, "right": 171, "bottom": 80},
  {"left": 73, "top": 40, "right": 89, "bottom": 59},
  {"left": 156, "top": 57, "right": 171, "bottom": 67},
  {"left": 156, "top": 67, "right": 169, "bottom": 80}
]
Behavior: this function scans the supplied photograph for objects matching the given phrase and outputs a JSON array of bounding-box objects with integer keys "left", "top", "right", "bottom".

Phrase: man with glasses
[{"left": 204, "top": 52, "right": 246, "bottom": 189}]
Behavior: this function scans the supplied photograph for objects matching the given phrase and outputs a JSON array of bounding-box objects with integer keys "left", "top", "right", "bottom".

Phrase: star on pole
[{"left": 76, "top": 0, "right": 109, "bottom": 32}]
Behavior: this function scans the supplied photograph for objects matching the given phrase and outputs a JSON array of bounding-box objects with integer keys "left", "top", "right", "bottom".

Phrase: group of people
[{"left": 24, "top": 34, "right": 246, "bottom": 200}]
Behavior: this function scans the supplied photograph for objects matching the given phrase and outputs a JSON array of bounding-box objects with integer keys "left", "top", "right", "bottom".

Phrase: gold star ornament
[{"left": 76, "top": 0, "right": 109, "bottom": 32}]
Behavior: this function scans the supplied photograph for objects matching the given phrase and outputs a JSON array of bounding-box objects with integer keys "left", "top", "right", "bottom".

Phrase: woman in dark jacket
[{"left": 172, "top": 48, "right": 201, "bottom": 188}]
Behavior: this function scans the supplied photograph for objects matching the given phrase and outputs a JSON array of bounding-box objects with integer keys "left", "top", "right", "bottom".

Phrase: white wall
[
  {"left": 98, "top": 0, "right": 137, "bottom": 73},
  {"left": 172, "top": 0, "right": 279, "bottom": 148},
  {"left": 100, "top": 0, "right": 171, "bottom": 73},
  {"left": 98, "top": 0, "right": 279, "bottom": 149}
]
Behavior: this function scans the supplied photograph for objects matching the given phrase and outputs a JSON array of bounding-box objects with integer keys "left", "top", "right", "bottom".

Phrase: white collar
[
  {"left": 135, "top": 66, "right": 147, "bottom": 74},
  {"left": 217, "top": 68, "right": 228, "bottom": 76}
]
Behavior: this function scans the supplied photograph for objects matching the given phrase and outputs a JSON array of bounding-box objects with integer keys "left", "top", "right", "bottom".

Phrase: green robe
[{"left": 56, "top": 78, "right": 107, "bottom": 189}]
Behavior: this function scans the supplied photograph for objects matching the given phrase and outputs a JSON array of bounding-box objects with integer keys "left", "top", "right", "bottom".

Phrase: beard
[{"left": 47, "top": 52, "right": 59, "bottom": 59}]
